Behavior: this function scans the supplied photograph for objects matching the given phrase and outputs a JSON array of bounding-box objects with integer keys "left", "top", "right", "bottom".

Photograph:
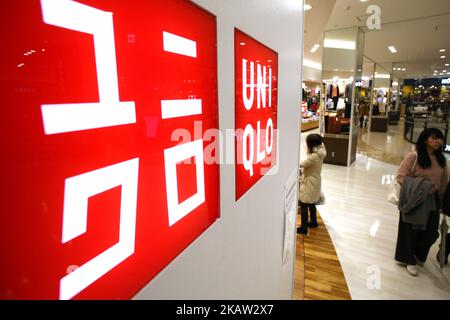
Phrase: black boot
[
  {"left": 307, "top": 222, "right": 319, "bottom": 228},
  {"left": 297, "top": 226, "right": 308, "bottom": 235}
]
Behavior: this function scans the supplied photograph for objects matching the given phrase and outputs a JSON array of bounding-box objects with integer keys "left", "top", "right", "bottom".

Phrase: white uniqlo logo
[
  {"left": 161, "top": 31, "right": 206, "bottom": 227},
  {"left": 40, "top": 0, "right": 206, "bottom": 299}
]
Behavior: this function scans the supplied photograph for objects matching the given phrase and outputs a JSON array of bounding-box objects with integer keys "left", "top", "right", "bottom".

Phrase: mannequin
[
  {"left": 329, "top": 80, "right": 340, "bottom": 110},
  {"left": 345, "top": 81, "right": 353, "bottom": 103},
  {"left": 344, "top": 81, "right": 353, "bottom": 118}
]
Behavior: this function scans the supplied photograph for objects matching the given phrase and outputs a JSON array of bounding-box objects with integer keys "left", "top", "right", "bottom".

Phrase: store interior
[{"left": 298, "top": 0, "right": 450, "bottom": 300}]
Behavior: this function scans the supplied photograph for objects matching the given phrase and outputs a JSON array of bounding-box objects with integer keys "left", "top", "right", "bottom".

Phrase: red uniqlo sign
[
  {"left": 235, "top": 29, "right": 278, "bottom": 200},
  {"left": 0, "top": 0, "right": 219, "bottom": 299}
]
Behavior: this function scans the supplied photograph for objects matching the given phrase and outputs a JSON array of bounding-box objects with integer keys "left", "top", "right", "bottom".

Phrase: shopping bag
[
  {"left": 315, "top": 191, "right": 326, "bottom": 205},
  {"left": 439, "top": 215, "right": 448, "bottom": 269},
  {"left": 388, "top": 152, "right": 417, "bottom": 206},
  {"left": 387, "top": 181, "right": 401, "bottom": 205}
]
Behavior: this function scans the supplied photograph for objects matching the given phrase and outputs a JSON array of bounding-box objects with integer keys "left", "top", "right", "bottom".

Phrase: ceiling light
[
  {"left": 440, "top": 73, "right": 444, "bottom": 75},
  {"left": 441, "top": 56, "right": 446, "bottom": 59},
  {"left": 324, "top": 39, "right": 356, "bottom": 50},
  {"left": 402, "top": 68, "right": 406, "bottom": 71},
  {"left": 304, "top": 4, "right": 312, "bottom": 11},
  {"left": 444, "top": 70, "right": 448, "bottom": 73},
  {"left": 303, "top": 59, "right": 322, "bottom": 70},
  {"left": 310, "top": 44, "right": 320, "bottom": 53},
  {"left": 388, "top": 46, "right": 397, "bottom": 53},
  {"left": 440, "top": 49, "right": 446, "bottom": 52},
  {"left": 446, "top": 64, "right": 449, "bottom": 67}
]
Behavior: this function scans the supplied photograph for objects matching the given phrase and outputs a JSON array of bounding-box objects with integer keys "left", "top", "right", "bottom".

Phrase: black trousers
[
  {"left": 395, "top": 211, "right": 440, "bottom": 265},
  {"left": 300, "top": 202, "right": 317, "bottom": 228},
  {"left": 359, "top": 116, "right": 366, "bottom": 128},
  {"left": 332, "top": 96, "right": 339, "bottom": 110}
]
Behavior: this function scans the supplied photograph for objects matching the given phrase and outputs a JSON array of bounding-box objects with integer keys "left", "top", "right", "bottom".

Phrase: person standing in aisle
[
  {"left": 359, "top": 102, "right": 369, "bottom": 128},
  {"left": 297, "top": 134, "right": 327, "bottom": 235},
  {"left": 395, "top": 128, "right": 448, "bottom": 276}
]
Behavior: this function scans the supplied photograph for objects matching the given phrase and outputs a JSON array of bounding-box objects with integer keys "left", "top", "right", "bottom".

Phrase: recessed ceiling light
[
  {"left": 304, "top": 4, "right": 312, "bottom": 11},
  {"left": 360, "top": 0, "right": 369, "bottom": 2},
  {"left": 324, "top": 39, "right": 356, "bottom": 50},
  {"left": 441, "top": 56, "right": 446, "bottom": 59},
  {"left": 440, "top": 73, "right": 444, "bottom": 75},
  {"left": 440, "top": 49, "right": 446, "bottom": 52},
  {"left": 388, "top": 46, "right": 397, "bottom": 53},
  {"left": 446, "top": 64, "right": 449, "bottom": 66},
  {"left": 444, "top": 70, "right": 448, "bottom": 73},
  {"left": 310, "top": 44, "right": 320, "bottom": 53},
  {"left": 402, "top": 68, "right": 406, "bottom": 71}
]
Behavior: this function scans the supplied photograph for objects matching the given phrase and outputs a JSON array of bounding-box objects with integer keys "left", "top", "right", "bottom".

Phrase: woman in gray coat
[{"left": 297, "top": 134, "right": 327, "bottom": 235}]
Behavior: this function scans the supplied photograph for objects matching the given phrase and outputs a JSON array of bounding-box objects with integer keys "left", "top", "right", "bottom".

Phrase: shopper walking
[
  {"left": 359, "top": 102, "right": 369, "bottom": 128},
  {"left": 298, "top": 134, "right": 327, "bottom": 235},
  {"left": 395, "top": 128, "right": 448, "bottom": 276}
]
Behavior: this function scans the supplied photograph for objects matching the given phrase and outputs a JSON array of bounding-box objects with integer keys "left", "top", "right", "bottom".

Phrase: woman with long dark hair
[{"left": 395, "top": 128, "right": 448, "bottom": 276}]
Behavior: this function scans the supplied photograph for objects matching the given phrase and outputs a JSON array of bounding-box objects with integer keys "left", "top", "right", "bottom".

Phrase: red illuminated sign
[
  {"left": 0, "top": 0, "right": 219, "bottom": 299},
  {"left": 235, "top": 29, "right": 278, "bottom": 200}
]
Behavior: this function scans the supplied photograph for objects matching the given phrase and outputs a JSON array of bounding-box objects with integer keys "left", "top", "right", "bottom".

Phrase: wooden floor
[
  {"left": 293, "top": 210, "right": 351, "bottom": 300},
  {"left": 293, "top": 231, "right": 305, "bottom": 300}
]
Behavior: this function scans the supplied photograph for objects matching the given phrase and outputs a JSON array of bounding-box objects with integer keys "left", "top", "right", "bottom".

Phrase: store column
[
  {"left": 368, "top": 63, "right": 376, "bottom": 132},
  {"left": 321, "top": 27, "right": 365, "bottom": 166}
]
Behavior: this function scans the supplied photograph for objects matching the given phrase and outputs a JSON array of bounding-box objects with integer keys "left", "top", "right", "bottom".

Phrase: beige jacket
[{"left": 299, "top": 144, "right": 327, "bottom": 204}]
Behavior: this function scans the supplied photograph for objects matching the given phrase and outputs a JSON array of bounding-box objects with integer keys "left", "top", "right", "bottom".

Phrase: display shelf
[
  {"left": 301, "top": 119, "right": 319, "bottom": 132},
  {"left": 370, "top": 116, "right": 388, "bottom": 132}
]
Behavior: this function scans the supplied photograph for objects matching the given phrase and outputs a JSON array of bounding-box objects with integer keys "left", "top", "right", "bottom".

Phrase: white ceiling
[{"left": 304, "top": 0, "right": 450, "bottom": 79}]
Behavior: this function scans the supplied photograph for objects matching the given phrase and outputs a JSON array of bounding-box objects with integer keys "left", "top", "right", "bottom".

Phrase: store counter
[
  {"left": 371, "top": 116, "right": 388, "bottom": 132},
  {"left": 322, "top": 134, "right": 349, "bottom": 166}
]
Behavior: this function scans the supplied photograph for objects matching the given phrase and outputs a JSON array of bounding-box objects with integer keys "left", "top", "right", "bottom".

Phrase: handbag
[
  {"left": 315, "top": 191, "right": 326, "bottom": 205},
  {"left": 388, "top": 152, "right": 417, "bottom": 205}
]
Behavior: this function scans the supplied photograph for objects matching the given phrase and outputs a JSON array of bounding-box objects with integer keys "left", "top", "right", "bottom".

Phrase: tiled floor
[{"left": 300, "top": 121, "right": 450, "bottom": 300}]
